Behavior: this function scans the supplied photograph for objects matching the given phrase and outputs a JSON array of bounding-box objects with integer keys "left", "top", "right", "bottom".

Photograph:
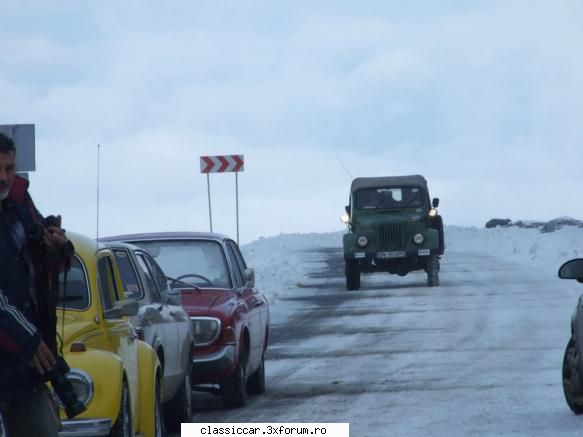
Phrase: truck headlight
[
  {"left": 428, "top": 208, "right": 438, "bottom": 217},
  {"left": 413, "top": 233, "right": 424, "bottom": 244},
  {"left": 191, "top": 317, "right": 221, "bottom": 346},
  {"left": 357, "top": 236, "right": 368, "bottom": 247},
  {"left": 340, "top": 213, "right": 350, "bottom": 224}
]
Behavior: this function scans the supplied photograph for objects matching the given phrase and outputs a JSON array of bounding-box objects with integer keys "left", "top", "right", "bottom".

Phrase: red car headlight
[{"left": 191, "top": 317, "right": 221, "bottom": 346}]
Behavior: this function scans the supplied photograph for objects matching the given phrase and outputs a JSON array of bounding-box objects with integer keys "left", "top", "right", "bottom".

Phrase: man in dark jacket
[{"left": 0, "top": 132, "right": 73, "bottom": 436}]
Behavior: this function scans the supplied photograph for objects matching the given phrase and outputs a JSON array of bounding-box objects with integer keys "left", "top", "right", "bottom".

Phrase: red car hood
[{"left": 180, "top": 288, "right": 234, "bottom": 316}]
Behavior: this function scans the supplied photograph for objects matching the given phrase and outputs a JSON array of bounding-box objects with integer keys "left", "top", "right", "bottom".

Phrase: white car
[{"left": 105, "top": 241, "right": 194, "bottom": 432}]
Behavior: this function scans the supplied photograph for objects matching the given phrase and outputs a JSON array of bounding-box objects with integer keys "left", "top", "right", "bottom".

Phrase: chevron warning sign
[{"left": 200, "top": 155, "right": 244, "bottom": 173}]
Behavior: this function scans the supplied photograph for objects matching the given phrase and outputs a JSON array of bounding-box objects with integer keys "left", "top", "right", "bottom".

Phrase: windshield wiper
[
  {"left": 166, "top": 276, "right": 201, "bottom": 291},
  {"left": 400, "top": 195, "right": 421, "bottom": 210},
  {"left": 372, "top": 192, "right": 391, "bottom": 210}
]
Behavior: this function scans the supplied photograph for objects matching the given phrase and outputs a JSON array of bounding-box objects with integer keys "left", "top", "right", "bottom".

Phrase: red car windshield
[{"left": 130, "top": 239, "right": 232, "bottom": 289}]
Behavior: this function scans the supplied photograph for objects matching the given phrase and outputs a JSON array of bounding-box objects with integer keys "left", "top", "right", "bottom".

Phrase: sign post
[
  {"left": 200, "top": 155, "right": 245, "bottom": 243},
  {"left": 206, "top": 173, "right": 213, "bottom": 232}
]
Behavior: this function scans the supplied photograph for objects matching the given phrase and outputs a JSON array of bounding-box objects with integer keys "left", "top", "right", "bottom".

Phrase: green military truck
[{"left": 341, "top": 175, "right": 444, "bottom": 290}]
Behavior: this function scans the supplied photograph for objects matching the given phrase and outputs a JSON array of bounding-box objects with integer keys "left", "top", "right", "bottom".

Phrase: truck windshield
[{"left": 356, "top": 186, "right": 424, "bottom": 210}]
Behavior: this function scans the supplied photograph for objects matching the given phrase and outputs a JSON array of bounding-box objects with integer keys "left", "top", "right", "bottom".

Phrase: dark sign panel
[{"left": 0, "top": 124, "right": 35, "bottom": 172}]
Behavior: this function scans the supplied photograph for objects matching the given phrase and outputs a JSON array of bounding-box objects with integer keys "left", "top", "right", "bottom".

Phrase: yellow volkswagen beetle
[{"left": 54, "top": 232, "right": 163, "bottom": 437}]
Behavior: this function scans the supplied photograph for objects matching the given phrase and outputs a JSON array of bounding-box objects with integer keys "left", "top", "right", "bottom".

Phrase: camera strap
[
  {"left": 0, "top": 205, "right": 23, "bottom": 257},
  {"left": 58, "top": 269, "right": 68, "bottom": 357},
  {"left": 48, "top": 251, "right": 69, "bottom": 357}
]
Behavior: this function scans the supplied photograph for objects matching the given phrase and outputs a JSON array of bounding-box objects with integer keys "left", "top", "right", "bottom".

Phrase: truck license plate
[{"left": 377, "top": 251, "right": 406, "bottom": 259}]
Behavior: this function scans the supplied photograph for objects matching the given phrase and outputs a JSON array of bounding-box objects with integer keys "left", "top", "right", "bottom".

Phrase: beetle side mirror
[
  {"left": 558, "top": 259, "right": 583, "bottom": 283},
  {"left": 432, "top": 198, "right": 440, "bottom": 208},
  {"left": 243, "top": 268, "right": 255, "bottom": 288}
]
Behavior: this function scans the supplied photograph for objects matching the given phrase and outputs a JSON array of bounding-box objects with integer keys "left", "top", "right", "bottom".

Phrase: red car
[{"left": 102, "top": 232, "right": 269, "bottom": 408}]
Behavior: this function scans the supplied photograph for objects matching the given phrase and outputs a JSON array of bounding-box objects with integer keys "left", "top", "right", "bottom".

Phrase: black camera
[
  {"left": 47, "top": 356, "right": 87, "bottom": 419},
  {"left": 27, "top": 215, "right": 60, "bottom": 244}
]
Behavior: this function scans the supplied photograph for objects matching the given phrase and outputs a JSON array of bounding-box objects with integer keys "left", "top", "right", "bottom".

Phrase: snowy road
[{"left": 185, "top": 248, "right": 583, "bottom": 436}]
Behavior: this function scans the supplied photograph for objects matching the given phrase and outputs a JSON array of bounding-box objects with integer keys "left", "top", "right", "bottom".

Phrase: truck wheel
[
  {"left": 426, "top": 255, "right": 439, "bottom": 287},
  {"left": 346, "top": 262, "right": 360, "bottom": 290},
  {"left": 563, "top": 337, "right": 583, "bottom": 414}
]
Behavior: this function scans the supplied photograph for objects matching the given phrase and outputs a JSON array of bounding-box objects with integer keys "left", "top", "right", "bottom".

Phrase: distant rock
[
  {"left": 485, "top": 218, "right": 512, "bottom": 229},
  {"left": 540, "top": 217, "right": 583, "bottom": 233},
  {"left": 486, "top": 217, "right": 583, "bottom": 233}
]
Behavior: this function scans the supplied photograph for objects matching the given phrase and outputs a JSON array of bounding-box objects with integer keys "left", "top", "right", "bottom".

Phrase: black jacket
[{"left": 0, "top": 176, "right": 72, "bottom": 400}]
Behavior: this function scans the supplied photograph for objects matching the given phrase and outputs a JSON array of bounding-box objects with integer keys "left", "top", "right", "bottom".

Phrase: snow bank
[
  {"left": 241, "top": 224, "right": 583, "bottom": 304},
  {"left": 446, "top": 225, "right": 583, "bottom": 275},
  {"left": 241, "top": 232, "right": 343, "bottom": 302}
]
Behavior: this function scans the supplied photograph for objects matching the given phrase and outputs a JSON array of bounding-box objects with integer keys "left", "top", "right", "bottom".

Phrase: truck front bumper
[{"left": 349, "top": 248, "right": 437, "bottom": 261}]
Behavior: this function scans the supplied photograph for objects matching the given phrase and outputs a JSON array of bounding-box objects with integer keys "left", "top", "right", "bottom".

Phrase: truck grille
[{"left": 379, "top": 224, "right": 403, "bottom": 250}]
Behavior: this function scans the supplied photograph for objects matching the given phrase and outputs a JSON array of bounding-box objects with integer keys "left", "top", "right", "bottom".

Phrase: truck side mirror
[{"left": 432, "top": 198, "right": 440, "bottom": 208}]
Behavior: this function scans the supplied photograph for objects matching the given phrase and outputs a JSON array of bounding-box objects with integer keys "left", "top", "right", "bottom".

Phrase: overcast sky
[{"left": 1, "top": 1, "right": 582, "bottom": 243}]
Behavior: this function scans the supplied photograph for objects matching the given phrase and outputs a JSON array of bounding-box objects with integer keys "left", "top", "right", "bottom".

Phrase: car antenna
[
  {"left": 336, "top": 154, "right": 353, "bottom": 180},
  {"left": 96, "top": 144, "right": 101, "bottom": 250}
]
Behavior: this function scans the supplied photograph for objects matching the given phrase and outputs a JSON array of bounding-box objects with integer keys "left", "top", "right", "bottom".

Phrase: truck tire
[
  {"left": 426, "top": 255, "right": 439, "bottom": 287},
  {"left": 346, "top": 262, "right": 360, "bottom": 290}
]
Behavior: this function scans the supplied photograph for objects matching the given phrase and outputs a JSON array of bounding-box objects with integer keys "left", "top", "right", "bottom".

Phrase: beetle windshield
[
  {"left": 356, "top": 186, "right": 424, "bottom": 210},
  {"left": 129, "top": 240, "right": 232, "bottom": 289}
]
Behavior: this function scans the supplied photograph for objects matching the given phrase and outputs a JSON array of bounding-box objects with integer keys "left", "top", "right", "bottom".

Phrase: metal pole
[
  {"left": 207, "top": 173, "right": 213, "bottom": 232},
  {"left": 235, "top": 172, "right": 239, "bottom": 244},
  {"left": 96, "top": 144, "right": 100, "bottom": 244}
]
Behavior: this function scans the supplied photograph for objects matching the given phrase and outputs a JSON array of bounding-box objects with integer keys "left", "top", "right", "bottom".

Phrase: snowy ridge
[
  {"left": 241, "top": 224, "right": 583, "bottom": 304},
  {"left": 241, "top": 232, "right": 343, "bottom": 302},
  {"left": 446, "top": 225, "right": 583, "bottom": 275}
]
